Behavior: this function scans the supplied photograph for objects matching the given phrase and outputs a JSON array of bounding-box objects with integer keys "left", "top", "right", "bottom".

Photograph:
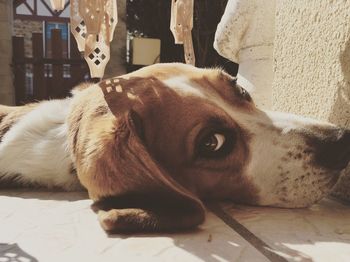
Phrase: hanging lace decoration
[
  {"left": 170, "top": 0, "right": 195, "bottom": 65},
  {"left": 70, "top": 0, "right": 118, "bottom": 78},
  {"left": 50, "top": 0, "right": 66, "bottom": 11}
]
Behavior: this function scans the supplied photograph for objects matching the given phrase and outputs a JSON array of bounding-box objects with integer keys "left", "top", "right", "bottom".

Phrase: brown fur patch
[
  {"left": 67, "top": 78, "right": 206, "bottom": 233},
  {"left": 66, "top": 63, "right": 261, "bottom": 232},
  {"left": 0, "top": 104, "right": 38, "bottom": 143},
  {"left": 0, "top": 173, "right": 23, "bottom": 188}
]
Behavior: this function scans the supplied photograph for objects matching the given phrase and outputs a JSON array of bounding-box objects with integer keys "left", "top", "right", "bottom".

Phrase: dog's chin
[
  {"left": 259, "top": 186, "right": 335, "bottom": 209},
  {"left": 251, "top": 166, "right": 344, "bottom": 209},
  {"left": 267, "top": 200, "right": 323, "bottom": 209},
  {"left": 230, "top": 197, "right": 322, "bottom": 209}
]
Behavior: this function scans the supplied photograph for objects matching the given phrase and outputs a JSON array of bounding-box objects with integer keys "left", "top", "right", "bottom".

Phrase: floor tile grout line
[{"left": 207, "top": 202, "right": 289, "bottom": 262}]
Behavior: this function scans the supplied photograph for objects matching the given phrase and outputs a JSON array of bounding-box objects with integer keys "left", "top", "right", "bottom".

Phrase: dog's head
[{"left": 68, "top": 63, "right": 350, "bottom": 233}]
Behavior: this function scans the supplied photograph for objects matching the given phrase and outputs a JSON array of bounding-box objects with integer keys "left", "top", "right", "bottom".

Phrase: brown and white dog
[{"left": 0, "top": 63, "right": 349, "bottom": 233}]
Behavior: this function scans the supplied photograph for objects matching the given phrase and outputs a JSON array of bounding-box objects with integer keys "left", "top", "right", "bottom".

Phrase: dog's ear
[{"left": 79, "top": 76, "right": 205, "bottom": 233}]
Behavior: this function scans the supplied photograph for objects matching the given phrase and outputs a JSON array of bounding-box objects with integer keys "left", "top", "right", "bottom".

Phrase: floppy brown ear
[
  {"left": 76, "top": 76, "right": 205, "bottom": 233},
  {"left": 91, "top": 117, "right": 205, "bottom": 233}
]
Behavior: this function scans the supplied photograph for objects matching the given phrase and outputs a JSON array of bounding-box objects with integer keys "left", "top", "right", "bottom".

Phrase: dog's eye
[
  {"left": 239, "top": 87, "right": 251, "bottom": 101},
  {"left": 229, "top": 78, "right": 251, "bottom": 102},
  {"left": 203, "top": 133, "right": 225, "bottom": 152},
  {"left": 240, "top": 88, "right": 247, "bottom": 97},
  {"left": 196, "top": 129, "right": 235, "bottom": 158}
]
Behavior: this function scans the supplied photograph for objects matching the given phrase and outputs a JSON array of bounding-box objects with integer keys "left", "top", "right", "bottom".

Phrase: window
[{"left": 44, "top": 22, "right": 70, "bottom": 58}]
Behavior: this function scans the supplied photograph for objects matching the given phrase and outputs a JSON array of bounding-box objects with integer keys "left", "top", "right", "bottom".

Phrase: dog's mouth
[
  {"left": 244, "top": 139, "right": 346, "bottom": 208},
  {"left": 265, "top": 169, "right": 342, "bottom": 208},
  {"left": 252, "top": 117, "right": 350, "bottom": 208}
]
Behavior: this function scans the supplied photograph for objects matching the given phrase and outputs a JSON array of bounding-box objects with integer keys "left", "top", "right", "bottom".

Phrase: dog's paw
[
  {"left": 97, "top": 207, "right": 204, "bottom": 234},
  {"left": 98, "top": 208, "right": 159, "bottom": 233}
]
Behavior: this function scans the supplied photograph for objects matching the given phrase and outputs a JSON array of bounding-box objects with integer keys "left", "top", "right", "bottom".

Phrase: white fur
[
  {"left": 0, "top": 99, "right": 80, "bottom": 190},
  {"left": 163, "top": 76, "right": 206, "bottom": 98}
]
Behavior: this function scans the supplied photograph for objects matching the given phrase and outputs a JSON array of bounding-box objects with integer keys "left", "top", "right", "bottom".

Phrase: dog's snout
[{"left": 312, "top": 129, "right": 350, "bottom": 170}]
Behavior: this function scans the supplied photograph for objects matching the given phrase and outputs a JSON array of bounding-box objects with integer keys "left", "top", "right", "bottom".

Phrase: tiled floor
[
  {"left": 0, "top": 190, "right": 349, "bottom": 262},
  {"left": 221, "top": 199, "right": 350, "bottom": 261}
]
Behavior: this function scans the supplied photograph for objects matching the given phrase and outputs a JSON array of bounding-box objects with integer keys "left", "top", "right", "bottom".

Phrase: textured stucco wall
[
  {"left": 0, "top": 0, "right": 14, "bottom": 105},
  {"left": 272, "top": 0, "right": 350, "bottom": 123},
  {"left": 272, "top": 0, "right": 350, "bottom": 200}
]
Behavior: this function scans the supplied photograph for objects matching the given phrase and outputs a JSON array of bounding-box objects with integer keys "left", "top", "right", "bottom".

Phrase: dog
[{"left": 0, "top": 63, "right": 349, "bottom": 233}]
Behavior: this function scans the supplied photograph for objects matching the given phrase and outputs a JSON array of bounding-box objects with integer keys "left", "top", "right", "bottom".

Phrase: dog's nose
[{"left": 313, "top": 129, "right": 350, "bottom": 170}]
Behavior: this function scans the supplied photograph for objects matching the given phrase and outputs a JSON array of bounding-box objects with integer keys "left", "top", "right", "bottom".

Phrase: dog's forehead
[
  {"left": 130, "top": 63, "right": 224, "bottom": 80},
  {"left": 160, "top": 71, "right": 234, "bottom": 104},
  {"left": 162, "top": 76, "right": 207, "bottom": 98},
  {"left": 125, "top": 63, "right": 229, "bottom": 97},
  {"left": 99, "top": 64, "right": 253, "bottom": 119},
  {"left": 153, "top": 66, "right": 252, "bottom": 114}
]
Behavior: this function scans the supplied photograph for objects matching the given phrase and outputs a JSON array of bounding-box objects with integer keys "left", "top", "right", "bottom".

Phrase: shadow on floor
[
  {"left": 104, "top": 198, "right": 350, "bottom": 262},
  {"left": 1, "top": 191, "right": 349, "bottom": 261},
  {"left": 0, "top": 243, "right": 38, "bottom": 262}
]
